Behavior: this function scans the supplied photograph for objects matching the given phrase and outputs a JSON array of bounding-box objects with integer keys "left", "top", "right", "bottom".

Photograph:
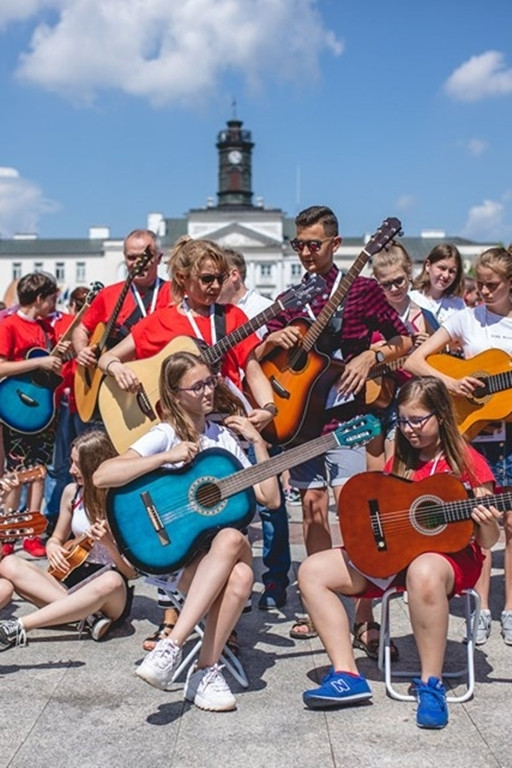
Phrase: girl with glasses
[
  {"left": 405, "top": 244, "right": 512, "bottom": 647},
  {"left": 93, "top": 351, "right": 279, "bottom": 711},
  {"left": 298, "top": 376, "right": 499, "bottom": 729}
]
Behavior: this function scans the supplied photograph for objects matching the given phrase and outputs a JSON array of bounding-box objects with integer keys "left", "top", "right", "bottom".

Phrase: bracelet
[
  {"left": 262, "top": 402, "right": 278, "bottom": 417},
  {"left": 105, "top": 358, "right": 121, "bottom": 376}
]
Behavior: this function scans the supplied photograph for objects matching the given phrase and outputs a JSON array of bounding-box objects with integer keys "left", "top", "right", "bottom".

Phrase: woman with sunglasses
[
  {"left": 405, "top": 244, "right": 512, "bottom": 647},
  {"left": 93, "top": 351, "right": 280, "bottom": 711},
  {"left": 298, "top": 376, "right": 499, "bottom": 729},
  {"left": 99, "top": 236, "right": 276, "bottom": 431}
]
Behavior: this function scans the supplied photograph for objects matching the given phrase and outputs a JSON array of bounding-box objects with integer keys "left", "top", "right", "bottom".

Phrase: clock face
[{"left": 228, "top": 150, "right": 243, "bottom": 165}]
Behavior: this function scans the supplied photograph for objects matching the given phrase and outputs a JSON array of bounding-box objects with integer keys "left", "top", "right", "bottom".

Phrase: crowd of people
[{"left": 0, "top": 210, "right": 510, "bottom": 730}]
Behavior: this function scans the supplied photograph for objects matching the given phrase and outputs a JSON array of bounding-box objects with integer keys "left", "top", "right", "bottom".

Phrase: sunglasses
[
  {"left": 177, "top": 375, "right": 219, "bottom": 396},
  {"left": 396, "top": 413, "right": 434, "bottom": 430},
  {"left": 197, "top": 273, "right": 228, "bottom": 286},
  {"left": 378, "top": 275, "right": 408, "bottom": 291},
  {"left": 290, "top": 237, "right": 333, "bottom": 254}
]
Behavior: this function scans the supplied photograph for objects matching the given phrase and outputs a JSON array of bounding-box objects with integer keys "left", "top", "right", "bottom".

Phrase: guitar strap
[{"left": 113, "top": 279, "right": 161, "bottom": 343}]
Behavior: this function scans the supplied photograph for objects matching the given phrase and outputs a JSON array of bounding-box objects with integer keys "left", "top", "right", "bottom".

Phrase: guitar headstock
[
  {"left": 84, "top": 281, "right": 104, "bottom": 307},
  {"left": 365, "top": 217, "right": 403, "bottom": 257},
  {"left": 130, "top": 246, "right": 154, "bottom": 278},
  {"left": 332, "top": 414, "right": 382, "bottom": 448},
  {"left": 0, "top": 465, "right": 47, "bottom": 492},
  {"left": 279, "top": 274, "right": 327, "bottom": 311}
]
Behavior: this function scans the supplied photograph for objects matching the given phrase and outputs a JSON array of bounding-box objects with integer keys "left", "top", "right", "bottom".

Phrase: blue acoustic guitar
[
  {"left": 106, "top": 414, "right": 381, "bottom": 575},
  {"left": 0, "top": 282, "right": 102, "bottom": 434}
]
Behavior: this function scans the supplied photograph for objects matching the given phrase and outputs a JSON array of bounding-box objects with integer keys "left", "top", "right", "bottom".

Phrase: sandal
[
  {"left": 352, "top": 620, "right": 399, "bottom": 662},
  {"left": 289, "top": 616, "right": 318, "bottom": 640},
  {"left": 142, "top": 607, "right": 180, "bottom": 652}
]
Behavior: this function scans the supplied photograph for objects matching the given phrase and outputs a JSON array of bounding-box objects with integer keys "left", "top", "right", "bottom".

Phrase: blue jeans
[{"left": 248, "top": 444, "right": 291, "bottom": 588}]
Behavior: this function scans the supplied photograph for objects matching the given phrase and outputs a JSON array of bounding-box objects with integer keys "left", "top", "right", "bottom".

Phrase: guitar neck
[
  {"left": 49, "top": 300, "right": 95, "bottom": 359},
  {"left": 98, "top": 279, "right": 134, "bottom": 351},
  {"left": 202, "top": 299, "right": 289, "bottom": 366},
  {"left": 440, "top": 490, "right": 512, "bottom": 523},
  {"left": 217, "top": 430, "right": 344, "bottom": 499},
  {"left": 367, "top": 355, "right": 408, "bottom": 382},
  {"left": 300, "top": 249, "right": 373, "bottom": 353}
]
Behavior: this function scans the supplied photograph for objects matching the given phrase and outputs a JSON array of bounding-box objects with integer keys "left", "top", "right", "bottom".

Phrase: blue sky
[{"left": 1, "top": 0, "right": 511, "bottom": 243}]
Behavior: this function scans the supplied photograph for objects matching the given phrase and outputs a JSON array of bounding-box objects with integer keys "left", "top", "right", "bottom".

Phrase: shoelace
[
  {"left": 4, "top": 619, "right": 27, "bottom": 648},
  {"left": 152, "top": 640, "right": 180, "bottom": 668},
  {"left": 201, "top": 664, "right": 229, "bottom": 691},
  {"left": 414, "top": 679, "right": 446, "bottom": 706}
]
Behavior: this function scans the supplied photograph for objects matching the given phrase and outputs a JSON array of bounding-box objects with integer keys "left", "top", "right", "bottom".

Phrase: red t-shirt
[
  {"left": 0, "top": 312, "right": 56, "bottom": 360},
  {"left": 81, "top": 279, "right": 172, "bottom": 343},
  {"left": 131, "top": 304, "right": 258, "bottom": 390},
  {"left": 50, "top": 312, "right": 79, "bottom": 411},
  {"left": 384, "top": 445, "right": 495, "bottom": 488}
]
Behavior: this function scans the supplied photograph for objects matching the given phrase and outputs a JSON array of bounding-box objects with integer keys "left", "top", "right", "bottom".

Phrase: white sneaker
[
  {"left": 135, "top": 638, "right": 182, "bottom": 690},
  {"left": 475, "top": 609, "right": 492, "bottom": 645},
  {"left": 501, "top": 610, "right": 512, "bottom": 645},
  {"left": 184, "top": 662, "right": 236, "bottom": 711},
  {"left": 87, "top": 613, "right": 113, "bottom": 641}
]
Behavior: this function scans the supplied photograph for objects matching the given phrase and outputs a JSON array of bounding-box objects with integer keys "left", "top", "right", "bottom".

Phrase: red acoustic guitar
[
  {"left": 258, "top": 217, "right": 403, "bottom": 446},
  {"left": 338, "top": 471, "right": 510, "bottom": 579}
]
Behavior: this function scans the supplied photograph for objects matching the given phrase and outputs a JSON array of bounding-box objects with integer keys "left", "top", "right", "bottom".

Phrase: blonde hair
[
  {"left": 168, "top": 236, "right": 228, "bottom": 302},
  {"left": 72, "top": 430, "right": 117, "bottom": 524},
  {"left": 476, "top": 244, "right": 512, "bottom": 281},
  {"left": 158, "top": 352, "right": 244, "bottom": 441},
  {"left": 372, "top": 241, "right": 413, "bottom": 280}
]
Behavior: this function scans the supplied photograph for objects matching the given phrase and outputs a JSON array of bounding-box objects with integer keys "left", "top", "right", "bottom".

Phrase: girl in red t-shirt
[{"left": 298, "top": 376, "right": 500, "bottom": 729}]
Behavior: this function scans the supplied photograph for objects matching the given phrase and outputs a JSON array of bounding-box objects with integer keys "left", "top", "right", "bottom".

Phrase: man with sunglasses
[{"left": 256, "top": 205, "right": 411, "bottom": 646}]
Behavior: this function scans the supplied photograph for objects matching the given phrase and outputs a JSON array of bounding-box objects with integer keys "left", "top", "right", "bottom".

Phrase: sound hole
[
  {"left": 411, "top": 496, "right": 445, "bottom": 536},
  {"left": 289, "top": 348, "right": 308, "bottom": 372},
  {"left": 196, "top": 482, "right": 222, "bottom": 509}
]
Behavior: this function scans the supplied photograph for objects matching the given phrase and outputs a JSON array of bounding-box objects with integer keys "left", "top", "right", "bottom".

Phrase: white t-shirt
[
  {"left": 129, "top": 420, "right": 251, "bottom": 470},
  {"left": 237, "top": 288, "right": 273, "bottom": 339},
  {"left": 442, "top": 304, "right": 512, "bottom": 357},
  {"left": 409, "top": 289, "right": 465, "bottom": 324}
]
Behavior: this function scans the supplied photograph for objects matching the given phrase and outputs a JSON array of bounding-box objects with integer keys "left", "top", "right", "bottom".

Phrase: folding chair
[
  {"left": 377, "top": 586, "right": 480, "bottom": 703},
  {"left": 144, "top": 575, "right": 249, "bottom": 688}
]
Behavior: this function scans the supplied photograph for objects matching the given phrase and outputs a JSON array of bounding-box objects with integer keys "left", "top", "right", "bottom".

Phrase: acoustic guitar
[
  {"left": 0, "top": 282, "right": 102, "bottom": 434},
  {"left": 47, "top": 533, "right": 95, "bottom": 581},
  {"left": 97, "top": 277, "right": 326, "bottom": 453},
  {"left": 428, "top": 348, "right": 512, "bottom": 439},
  {"left": 339, "top": 471, "right": 510, "bottom": 579},
  {"left": 74, "top": 248, "right": 153, "bottom": 422},
  {"left": 257, "top": 217, "right": 403, "bottom": 446},
  {"left": 0, "top": 509, "right": 48, "bottom": 541},
  {"left": 106, "top": 414, "right": 381, "bottom": 574},
  {"left": 364, "top": 355, "right": 408, "bottom": 409}
]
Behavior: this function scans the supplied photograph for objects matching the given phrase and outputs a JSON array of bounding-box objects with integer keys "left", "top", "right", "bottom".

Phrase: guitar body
[
  {"left": 0, "top": 348, "right": 57, "bottom": 433},
  {"left": 428, "top": 348, "right": 512, "bottom": 438},
  {"left": 98, "top": 336, "right": 201, "bottom": 453},
  {"left": 339, "top": 472, "right": 474, "bottom": 578},
  {"left": 365, "top": 375, "right": 397, "bottom": 409},
  {"left": 106, "top": 448, "right": 255, "bottom": 574},
  {"left": 48, "top": 535, "right": 94, "bottom": 581},
  {"left": 74, "top": 322, "right": 106, "bottom": 422},
  {"left": 258, "top": 318, "right": 337, "bottom": 445},
  {"left": 0, "top": 510, "right": 47, "bottom": 540}
]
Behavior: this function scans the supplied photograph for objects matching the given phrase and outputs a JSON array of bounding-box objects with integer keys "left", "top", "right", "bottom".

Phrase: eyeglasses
[
  {"left": 290, "top": 237, "right": 333, "bottom": 254},
  {"left": 197, "top": 273, "right": 228, "bottom": 286},
  {"left": 176, "top": 375, "right": 219, "bottom": 396},
  {"left": 378, "top": 275, "right": 408, "bottom": 291},
  {"left": 396, "top": 413, "right": 435, "bottom": 430}
]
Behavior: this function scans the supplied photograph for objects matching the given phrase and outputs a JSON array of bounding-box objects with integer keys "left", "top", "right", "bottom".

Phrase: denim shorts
[
  {"left": 472, "top": 428, "right": 512, "bottom": 489},
  {"left": 289, "top": 443, "right": 366, "bottom": 489}
]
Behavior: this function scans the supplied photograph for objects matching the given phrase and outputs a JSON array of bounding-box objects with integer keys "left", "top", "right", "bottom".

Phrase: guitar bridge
[
  {"left": 270, "top": 376, "right": 290, "bottom": 399},
  {"left": 369, "top": 499, "right": 387, "bottom": 552},
  {"left": 140, "top": 491, "right": 170, "bottom": 546}
]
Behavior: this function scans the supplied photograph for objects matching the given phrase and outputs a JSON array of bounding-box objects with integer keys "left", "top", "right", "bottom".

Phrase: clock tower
[{"left": 216, "top": 117, "right": 254, "bottom": 207}]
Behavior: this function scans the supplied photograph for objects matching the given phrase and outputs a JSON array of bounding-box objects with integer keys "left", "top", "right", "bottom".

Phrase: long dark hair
[
  {"left": 72, "top": 430, "right": 117, "bottom": 524},
  {"left": 392, "top": 376, "right": 475, "bottom": 481},
  {"left": 413, "top": 243, "right": 464, "bottom": 297}
]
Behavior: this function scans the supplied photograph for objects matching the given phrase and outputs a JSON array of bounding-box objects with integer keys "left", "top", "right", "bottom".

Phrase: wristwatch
[
  {"left": 373, "top": 349, "right": 385, "bottom": 364},
  {"left": 263, "top": 403, "right": 278, "bottom": 417}
]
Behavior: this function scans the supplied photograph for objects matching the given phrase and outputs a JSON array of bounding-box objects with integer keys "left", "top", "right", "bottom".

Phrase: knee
[
  {"left": 227, "top": 561, "right": 253, "bottom": 600},
  {"left": 93, "top": 570, "right": 125, "bottom": 598},
  {"left": 406, "top": 556, "right": 448, "bottom": 601},
  {"left": 0, "top": 578, "right": 14, "bottom": 609},
  {"left": 0, "top": 553, "right": 23, "bottom": 581},
  {"left": 298, "top": 552, "right": 327, "bottom": 598},
  {"left": 211, "top": 528, "right": 248, "bottom": 559}
]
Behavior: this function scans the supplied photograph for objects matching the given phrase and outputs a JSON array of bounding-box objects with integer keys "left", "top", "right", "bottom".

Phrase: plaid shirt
[{"left": 265, "top": 264, "right": 410, "bottom": 427}]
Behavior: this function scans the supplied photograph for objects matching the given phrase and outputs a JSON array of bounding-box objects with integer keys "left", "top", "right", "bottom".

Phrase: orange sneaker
[{"left": 22, "top": 536, "right": 46, "bottom": 558}]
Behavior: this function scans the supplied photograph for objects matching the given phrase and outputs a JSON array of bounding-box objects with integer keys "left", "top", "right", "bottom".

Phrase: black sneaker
[
  {"left": 85, "top": 612, "right": 113, "bottom": 641},
  {"left": 0, "top": 618, "right": 27, "bottom": 651},
  {"left": 258, "top": 582, "right": 287, "bottom": 610}
]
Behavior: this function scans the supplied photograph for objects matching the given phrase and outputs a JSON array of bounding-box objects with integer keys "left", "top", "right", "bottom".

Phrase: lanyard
[
  {"left": 130, "top": 278, "right": 161, "bottom": 318},
  {"left": 181, "top": 298, "right": 216, "bottom": 344},
  {"left": 304, "top": 270, "right": 342, "bottom": 322}
]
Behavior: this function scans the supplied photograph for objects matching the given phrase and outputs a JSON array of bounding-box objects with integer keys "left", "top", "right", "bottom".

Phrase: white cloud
[
  {"left": 466, "top": 138, "right": 488, "bottom": 157},
  {"left": 0, "top": 167, "right": 59, "bottom": 237},
  {"left": 461, "top": 197, "right": 512, "bottom": 242},
  {"left": 8, "top": 0, "right": 343, "bottom": 106},
  {"left": 444, "top": 51, "right": 512, "bottom": 102},
  {"left": 0, "top": 0, "right": 47, "bottom": 30}
]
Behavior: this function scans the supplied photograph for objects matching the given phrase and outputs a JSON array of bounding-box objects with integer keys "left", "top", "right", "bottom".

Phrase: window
[
  {"left": 12, "top": 262, "right": 22, "bottom": 279},
  {"left": 55, "top": 262, "right": 65, "bottom": 281},
  {"left": 291, "top": 263, "right": 302, "bottom": 278},
  {"left": 34, "top": 261, "right": 43, "bottom": 272},
  {"left": 260, "top": 264, "right": 272, "bottom": 278},
  {"left": 76, "top": 262, "right": 86, "bottom": 282}
]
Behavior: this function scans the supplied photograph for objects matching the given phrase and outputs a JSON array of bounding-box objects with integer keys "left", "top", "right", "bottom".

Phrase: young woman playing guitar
[
  {"left": 0, "top": 431, "right": 137, "bottom": 649},
  {"left": 93, "top": 351, "right": 279, "bottom": 712},
  {"left": 405, "top": 244, "right": 512, "bottom": 646},
  {"left": 298, "top": 376, "right": 499, "bottom": 729}
]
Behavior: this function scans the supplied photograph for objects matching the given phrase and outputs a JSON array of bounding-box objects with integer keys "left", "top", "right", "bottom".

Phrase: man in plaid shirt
[{"left": 256, "top": 205, "right": 411, "bottom": 647}]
